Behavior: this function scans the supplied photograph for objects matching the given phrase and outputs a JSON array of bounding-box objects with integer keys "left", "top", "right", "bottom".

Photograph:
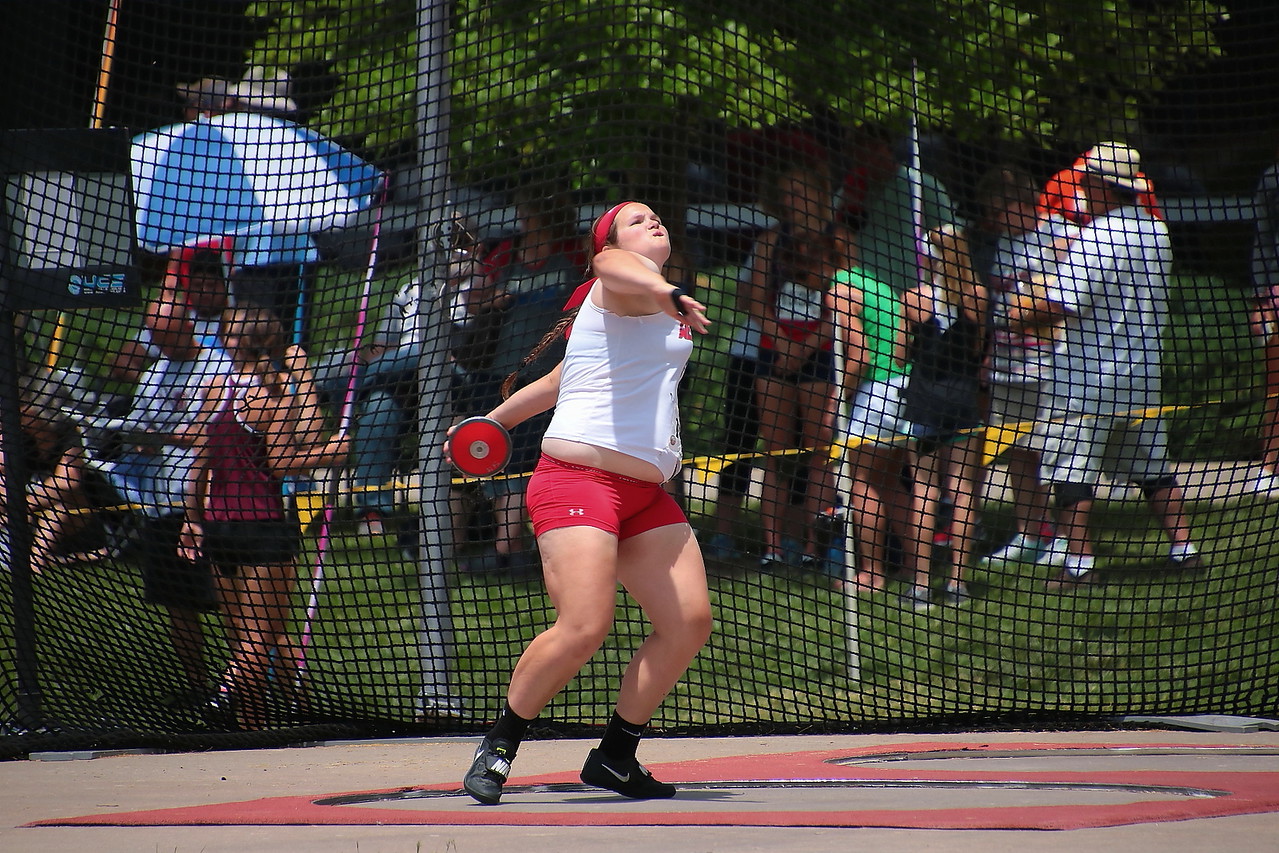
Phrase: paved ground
[{"left": 4, "top": 728, "right": 1279, "bottom": 853}]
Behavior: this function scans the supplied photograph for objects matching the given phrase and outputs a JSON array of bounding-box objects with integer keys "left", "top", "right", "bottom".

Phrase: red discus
[{"left": 448, "top": 416, "right": 513, "bottom": 477}]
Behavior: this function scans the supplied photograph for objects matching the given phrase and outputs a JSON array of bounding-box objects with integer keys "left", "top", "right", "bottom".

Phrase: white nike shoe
[
  {"left": 1035, "top": 537, "right": 1069, "bottom": 568},
  {"left": 980, "top": 533, "right": 1040, "bottom": 566}
]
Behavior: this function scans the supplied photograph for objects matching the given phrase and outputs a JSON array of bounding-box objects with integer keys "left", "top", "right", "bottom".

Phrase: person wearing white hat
[
  {"left": 227, "top": 66, "right": 299, "bottom": 119},
  {"left": 1010, "top": 141, "right": 1203, "bottom": 587},
  {"left": 1080, "top": 141, "right": 1153, "bottom": 195},
  {"left": 219, "top": 65, "right": 311, "bottom": 343}
]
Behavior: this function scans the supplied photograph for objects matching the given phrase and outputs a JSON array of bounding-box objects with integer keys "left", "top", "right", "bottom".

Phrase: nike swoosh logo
[{"left": 601, "top": 764, "right": 631, "bottom": 783}]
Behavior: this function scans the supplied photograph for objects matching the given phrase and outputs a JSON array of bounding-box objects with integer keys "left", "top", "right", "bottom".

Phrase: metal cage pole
[
  {"left": 0, "top": 204, "right": 43, "bottom": 730},
  {"left": 832, "top": 315, "right": 861, "bottom": 684},
  {"left": 412, "top": 0, "right": 461, "bottom": 720}
]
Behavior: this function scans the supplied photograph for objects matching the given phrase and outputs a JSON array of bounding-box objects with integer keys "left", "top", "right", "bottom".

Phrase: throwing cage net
[{"left": 1, "top": 0, "right": 1276, "bottom": 754}]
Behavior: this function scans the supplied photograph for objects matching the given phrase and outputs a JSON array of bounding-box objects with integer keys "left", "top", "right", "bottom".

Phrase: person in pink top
[
  {"left": 179, "top": 304, "right": 348, "bottom": 729},
  {"left": 447, "top": 201, "right": 712, "bottom": 805}
]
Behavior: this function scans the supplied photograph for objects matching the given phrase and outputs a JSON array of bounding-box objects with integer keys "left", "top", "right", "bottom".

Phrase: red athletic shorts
[{"left": 525, "top": 454, "right": 687, "bottom": 539}]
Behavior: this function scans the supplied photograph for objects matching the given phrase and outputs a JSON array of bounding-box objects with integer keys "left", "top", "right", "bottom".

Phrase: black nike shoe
[
  {"left": 579, "top": 748, "right": 676, "bottom": 799},
  {"left": 462, "top": 736, "right": 516, "bottom": 805}
]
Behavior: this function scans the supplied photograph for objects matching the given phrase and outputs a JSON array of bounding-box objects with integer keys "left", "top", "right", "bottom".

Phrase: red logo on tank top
[{"left": 678, "top": 325, "right": 693, "bottom": 341}]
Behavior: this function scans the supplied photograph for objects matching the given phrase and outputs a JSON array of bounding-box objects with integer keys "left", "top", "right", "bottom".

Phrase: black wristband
[{"left": 670, "top": 287, "right": 687, "bottom": 316}]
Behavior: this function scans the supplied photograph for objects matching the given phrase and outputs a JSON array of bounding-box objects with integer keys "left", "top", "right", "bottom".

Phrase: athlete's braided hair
[{"left": 499, "top": 308, "right": 578, "bottom": 400}]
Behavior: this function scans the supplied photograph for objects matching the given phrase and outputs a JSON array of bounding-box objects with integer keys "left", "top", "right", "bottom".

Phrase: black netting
[{"left": 1, "top": 0, "right": 1277, "bottom": 757}]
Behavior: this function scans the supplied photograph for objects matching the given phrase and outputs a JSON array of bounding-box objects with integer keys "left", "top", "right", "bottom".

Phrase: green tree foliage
[
  {"left": 243, "top": 0, "right": 421, "bottom": 156},
  {"left": 244, "top": 0, "right": 1225, "bottom": 184}
]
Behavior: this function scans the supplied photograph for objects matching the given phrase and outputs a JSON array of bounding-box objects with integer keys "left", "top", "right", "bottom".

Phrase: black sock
[
  {"left": 488, "top": 701, "right": 533, "bottom": 750},
  {"left": 598, "top": 711, "right": 646, "bottom": 761}
]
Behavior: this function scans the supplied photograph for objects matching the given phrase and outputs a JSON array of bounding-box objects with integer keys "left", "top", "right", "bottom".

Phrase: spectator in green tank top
[{"left": 828, "top": 221, "right": 912, "bottom": 592}]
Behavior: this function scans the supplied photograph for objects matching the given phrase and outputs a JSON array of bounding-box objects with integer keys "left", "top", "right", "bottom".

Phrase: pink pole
[{"left": 297, "top": 175, "right": 389, "bottom": 672}]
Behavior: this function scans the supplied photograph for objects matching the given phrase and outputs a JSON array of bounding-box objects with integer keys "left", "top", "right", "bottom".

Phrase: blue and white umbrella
[{"left": 130, "top": 110, "right": 382, "bottom": 269}]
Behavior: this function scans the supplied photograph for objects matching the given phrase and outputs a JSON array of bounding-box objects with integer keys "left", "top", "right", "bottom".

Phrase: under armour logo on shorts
[{"left": 568, "top": 508, "right": 585, "bottom": 516}]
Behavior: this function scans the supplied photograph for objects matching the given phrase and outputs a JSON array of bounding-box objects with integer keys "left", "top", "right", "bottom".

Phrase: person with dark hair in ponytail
[
  {"left": 179, "top": 304, "right": 349, "bottom": 729},
  {"left": 449, "top": 201, "right": 712, "bottom": 805}
]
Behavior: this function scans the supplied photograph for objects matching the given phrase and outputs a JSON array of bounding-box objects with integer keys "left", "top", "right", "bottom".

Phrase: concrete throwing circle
[
  {"left": 320, "top": 777, "right": 1232, "bottom": 812},
  {"left": 31, "top": 741, "right": 1279, "bottom": 829}
]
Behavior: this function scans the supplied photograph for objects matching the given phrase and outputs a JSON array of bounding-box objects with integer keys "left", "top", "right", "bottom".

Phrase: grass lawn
[{"left": 3, "top": 489, "right": 1276, "bottom": 738}]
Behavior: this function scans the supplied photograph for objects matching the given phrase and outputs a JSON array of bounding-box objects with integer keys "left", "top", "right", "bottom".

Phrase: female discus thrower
[{"left": 446, "top": 201, "right": 712, "bottom": 804}]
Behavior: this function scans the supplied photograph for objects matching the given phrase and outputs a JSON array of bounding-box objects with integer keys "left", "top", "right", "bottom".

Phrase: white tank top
[{"left": 543, "top": 286, "right": 693, "bottom": 480}]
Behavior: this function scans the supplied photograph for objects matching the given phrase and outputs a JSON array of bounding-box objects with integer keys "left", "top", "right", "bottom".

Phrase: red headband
[{"left": 592, "top": 201, "right": 638, "bottom": 256}]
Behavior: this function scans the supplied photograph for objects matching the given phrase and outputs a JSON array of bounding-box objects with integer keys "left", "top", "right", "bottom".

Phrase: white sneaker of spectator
[
  {"left": 1035, "top": 537, "right": 1070, "bottom": 568},
  {"left": 980, "top": 533, "right": 1047, "bottom": 566},
  {"left": 1248, "top": 471, "right": 1279, "bottom": 495}
]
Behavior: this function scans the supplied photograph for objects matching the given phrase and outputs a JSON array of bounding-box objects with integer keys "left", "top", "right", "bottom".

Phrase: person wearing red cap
[{"left": 448, "top": 201, "right": 712, "bottom": 805}]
